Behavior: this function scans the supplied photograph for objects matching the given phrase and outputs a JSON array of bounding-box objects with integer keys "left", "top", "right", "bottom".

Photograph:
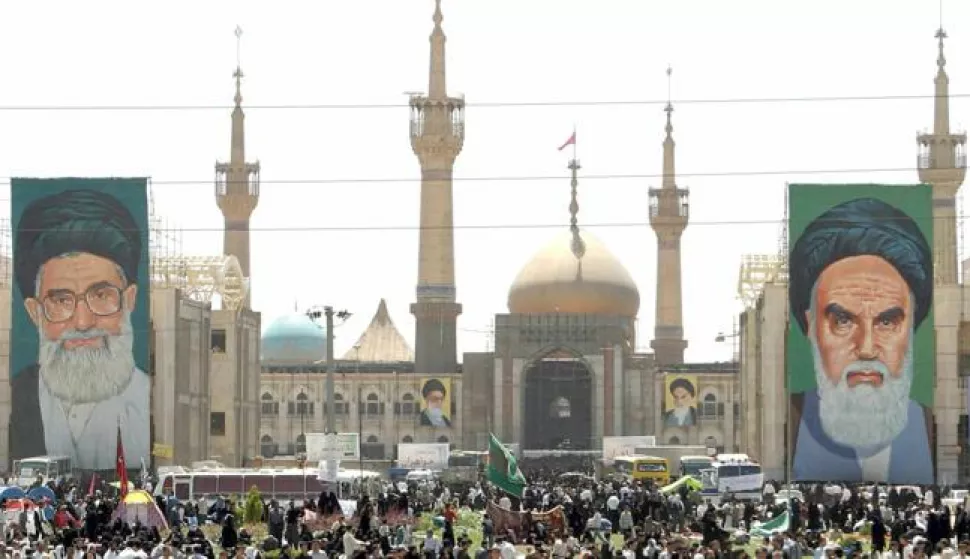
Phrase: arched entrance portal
[{"left": 523, "top": 354, "right": 593, "bottom": 450}]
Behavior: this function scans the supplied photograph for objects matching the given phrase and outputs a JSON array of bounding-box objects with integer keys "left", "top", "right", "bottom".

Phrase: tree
[{"left": 244, "top": 486, "right": 263, "bottom": 524}]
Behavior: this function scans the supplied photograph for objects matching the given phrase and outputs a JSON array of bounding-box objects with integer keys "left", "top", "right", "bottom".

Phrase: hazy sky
[{"left": 0, "top": 0, "right": 965, "bottom": 362}]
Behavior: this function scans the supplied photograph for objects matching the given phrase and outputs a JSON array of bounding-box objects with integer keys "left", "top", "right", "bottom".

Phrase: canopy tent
[
  {"left": 3, "top": 498, "right": 36, "bottom": 512},
  {"left": 27, "top": 486, "right": 56, "bottom": 504},
  {"left": 0, "top": 486, "right": 26, "bottom": 501},
  {"left": 660, "top": 476, "right": 703, "bottom": 495},
  {"left": 111, "top": 490, "right": 168, "bottom": 530},
  {"left": 751, "top": 511, "right": 790, "bottom": 538}
]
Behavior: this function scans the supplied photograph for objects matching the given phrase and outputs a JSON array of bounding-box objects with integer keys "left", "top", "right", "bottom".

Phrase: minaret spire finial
[
  {"left": 568, "top": 156, "right": 585, "bottom": 259},
  {"left": 936, "top": 27, "right": 947, "bottom": 71},
  {"left": 664, "top": 65, "right": 674, "bottom": 137},
  {"left": 233, "top": 26, "right": 244, "bottom": 107},
  {"left": 428, "top": 0, "right": 447, "bottom": 99}
]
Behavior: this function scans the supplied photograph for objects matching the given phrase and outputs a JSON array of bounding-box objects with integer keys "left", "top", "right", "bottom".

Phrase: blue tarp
[
  {"left": 27, "top": 486, "right": 56, "bottom": 504},
  {"left": 0, "top": 486, "right": 26, "bottom": 501}
]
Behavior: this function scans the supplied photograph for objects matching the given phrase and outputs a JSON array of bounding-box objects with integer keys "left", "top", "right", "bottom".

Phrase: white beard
[
  {"left": 810, "top": 326, "right": 913, "bottom": 449},
  {"left": 38, "top": 310, "right": 136, "bottom": 404}
]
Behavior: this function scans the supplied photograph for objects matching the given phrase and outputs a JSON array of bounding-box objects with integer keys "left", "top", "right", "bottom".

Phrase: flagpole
[{"left": 571, "top": 124, "right": 577, "bottom": 161}]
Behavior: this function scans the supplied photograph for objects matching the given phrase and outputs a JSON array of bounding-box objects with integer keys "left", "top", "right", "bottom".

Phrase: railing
[
  {"left": 648, "top": 188, "right": 689, "bottom": 219},
  {"left": 409, "top": 99, "right": 465, "bottom": 140}
]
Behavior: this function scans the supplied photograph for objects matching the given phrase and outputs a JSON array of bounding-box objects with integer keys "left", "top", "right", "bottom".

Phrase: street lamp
[
  {"left": 714, "top": 328, "right": 739, "bottom": 364},
  {"left": 307, "top": 306, "right": 352, "bottom": 434},
  {"left": 354, "top": 344, "right": 364, "bottom": 494}
]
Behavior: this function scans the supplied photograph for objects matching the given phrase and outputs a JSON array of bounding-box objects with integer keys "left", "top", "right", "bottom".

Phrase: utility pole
[
  {"left": 322, "top": 305, "right": 352, "bottom": 434},
  {"left": 325, "top": 307, "right": 336, "bottom": 433}
]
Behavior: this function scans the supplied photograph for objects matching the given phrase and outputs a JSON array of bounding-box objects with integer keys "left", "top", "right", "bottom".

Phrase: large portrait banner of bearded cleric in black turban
[
  {"left": 9, "top": 178, "right": 150, "bottom": 474},
  {"left": 787, "top": 183, "right": 935, "bottom": 485}
]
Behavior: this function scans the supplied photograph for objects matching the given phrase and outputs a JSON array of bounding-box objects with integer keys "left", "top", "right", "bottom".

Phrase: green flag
[{"left": 486, "top": 433, "right": 526, "bottom": 497}]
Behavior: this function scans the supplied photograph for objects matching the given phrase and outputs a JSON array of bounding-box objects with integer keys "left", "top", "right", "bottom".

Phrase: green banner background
[
  {"left": 786, "top": 183, "right": 935, "bottom": 407},
  {"left": 10, "top": 178, "right": 151, "bottom": 378}
]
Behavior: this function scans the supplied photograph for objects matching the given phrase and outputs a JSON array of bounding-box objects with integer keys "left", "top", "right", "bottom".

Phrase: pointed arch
[
  {"left": 522, "top": 345, "right": 594, "bottom": 450},
  {"left": 363, "top": 391, "right": 385, "bottom": 416},
  {"left": 260, "top": 434, "right": 276, "bottom": 458},
  {"left": 260, "top": 392, "right": 279, "bottom": 416}
]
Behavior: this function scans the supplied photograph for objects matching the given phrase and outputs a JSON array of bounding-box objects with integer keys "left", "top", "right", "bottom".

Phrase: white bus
[
  {"left": 699, "top": 456, "right": 763, "bottom": 502},
  {"left": 154, "top": 467, "right": 379, "bottom": 503},
  {"left": 12, "top": 456, "right": 73, "bottom": 488},
  {"left": 679, "top": 455, "right": 714, "bottom": 478}
]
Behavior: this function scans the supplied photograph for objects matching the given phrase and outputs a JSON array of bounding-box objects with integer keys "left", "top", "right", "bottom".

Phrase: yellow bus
[{"left": 612, "top": 455, "right": 670, "bottom": 485}]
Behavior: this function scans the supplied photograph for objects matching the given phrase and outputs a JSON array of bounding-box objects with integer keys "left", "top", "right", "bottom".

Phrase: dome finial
[{"left": 568, "top": 157, "right": 586, "bottom": 259}]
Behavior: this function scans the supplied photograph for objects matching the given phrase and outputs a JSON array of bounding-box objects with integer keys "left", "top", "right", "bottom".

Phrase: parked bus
[
  {"left": 679, "top": 455, "right": 714, "bottom": 478},
  {"left": 699, "top": 456, "right": 763, "bottom": 502},
  {"left": 612, "top": 455, "right": 670, "bottom": 485},
  {"left": 154, "top": 467, "right": 379, "bottom": 503},
  {"left": 12, "top": 456, "right": 73, "bottom": 488},
  {"left": 441, "top": 450, "right": 487, "bottom": 483}
]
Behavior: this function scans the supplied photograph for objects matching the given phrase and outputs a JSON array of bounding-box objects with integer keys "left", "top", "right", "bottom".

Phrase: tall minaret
[
  {"left": 917, "top": 28, "right": 967, "bottom": 284},
  {"left": 216, "top": 26, "right": 261, "bottom": 308},
  {"left": 409, "top": 0, "right": 464, "bottom": 378},
  {"left": 649, "top": 67, "right": 689, "bottom": 365}
]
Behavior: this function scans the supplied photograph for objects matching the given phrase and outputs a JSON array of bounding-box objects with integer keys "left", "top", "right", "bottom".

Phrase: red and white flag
[
  {"left": 116, "top": 423, "right": 129, "bottom": 498},
  {"left": 558, "top": 131, "right": 576, "bottom": 151}
]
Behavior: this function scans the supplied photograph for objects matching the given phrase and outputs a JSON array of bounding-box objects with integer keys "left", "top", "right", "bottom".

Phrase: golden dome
[{"left": 508, "top": 229, "right": 640, "bottom": 316}]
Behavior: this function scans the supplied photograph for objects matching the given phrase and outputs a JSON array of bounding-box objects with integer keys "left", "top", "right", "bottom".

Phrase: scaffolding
[
  {"left": 149, "top": 179, "right": 189, "bottom": 293},
  {"left": 0, "top": 218, "right": 11, "bottom": 288},
  {"left": 148, "top": 180, "right": 249, "bottom": 311},
  {"left": 737, "top": 254, "right": 786, "bottom": 309},
  {"left": 777, "top": 183, "right": 789, "bottom": 278}
]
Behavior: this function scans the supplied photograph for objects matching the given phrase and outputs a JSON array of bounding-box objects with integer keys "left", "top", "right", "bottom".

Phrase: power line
[
  {"left": 0, "top": 92, "right": 967, "bottom": 111},
  {"left": 8, "top": 214, "right": 970, "bottom": 233},
  {"left": 0, "top": 165, "right": 958, "bottom": 188}
]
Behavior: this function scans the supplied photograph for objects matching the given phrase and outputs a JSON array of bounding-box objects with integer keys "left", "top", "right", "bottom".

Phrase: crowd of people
[{"left": 1, "top": 465, "right": 969, "bottom": 558}]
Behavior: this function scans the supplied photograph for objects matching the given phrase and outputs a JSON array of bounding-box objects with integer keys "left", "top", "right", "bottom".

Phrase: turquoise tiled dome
[{"left": 261, "top": 312, "right": 327, "bottom": 364}]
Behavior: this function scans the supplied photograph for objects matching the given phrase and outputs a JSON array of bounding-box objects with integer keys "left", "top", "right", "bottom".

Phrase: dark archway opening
[{"left": 523, "top": 356, "right": 592, "bottom": 450}]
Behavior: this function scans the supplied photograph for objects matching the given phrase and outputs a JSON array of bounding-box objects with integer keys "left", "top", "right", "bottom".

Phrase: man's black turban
[
  {"left": 788, "top": 197, "right": 932, "bottom": 334},
  {"left": 15, "top": 188, "right": 142, "bottom": 298}
]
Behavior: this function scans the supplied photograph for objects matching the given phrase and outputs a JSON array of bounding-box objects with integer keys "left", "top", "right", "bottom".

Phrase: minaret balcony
[
  {"left": 215, "top": 162, "right": 261, "bottom": 198},
  {"left": 409, "top": 95, "right": 465, "bottom": 157},
  {"left": 648, "top": 187, "right": 690, "bottom": 220}
]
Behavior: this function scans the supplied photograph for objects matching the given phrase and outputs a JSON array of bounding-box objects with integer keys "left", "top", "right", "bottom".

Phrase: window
[
  {"left": 289, "top": 393, "right": 315, "bottom": 416},
  {"left": 395, "top": 393, "right": 418, "bottom": 416},
  {"left": 363, "top": 393, "right": 385, "bottom": 416},
  {"left": 297, "top": 393, "right": 314, "bottom": 416},
  {"left": 210, "top": 412, "right": 226, "bottom": 436},
  {"left": 211, "top": 329, "right": 227, "bottom": 353},
  {"left": 738, "top": 465, "right": 762, "bottom": 476},
  {"left": 402, "top": 435, "right": 414, "bottom": 443},
  {"left": 296, "top": 434, "right": 307, "bottom": 454},
  {"left": 325, "top": 393, "right": 350, "bottom": 415},
  {"left": 700, "top": 394, "right": 719, "bottom": 418},
  {"left": 361, "top": 440, "right": 385, "bottom": 460},
  {"left": 367, "top": 435, "right": 379, "bottom": 443},
  {"left": 261, "top": 392, "right": 279, "bottom": 416},
  {"left": 437, "top": 435, "right": 449, "bottom": 444},
  {"left": 260, "top": 435, "right": 276, "bottom": 458}
]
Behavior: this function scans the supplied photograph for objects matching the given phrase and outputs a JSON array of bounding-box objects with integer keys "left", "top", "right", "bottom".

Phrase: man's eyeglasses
[{"left": 41, "top": 284, "right": 124, "bottom": 323}]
